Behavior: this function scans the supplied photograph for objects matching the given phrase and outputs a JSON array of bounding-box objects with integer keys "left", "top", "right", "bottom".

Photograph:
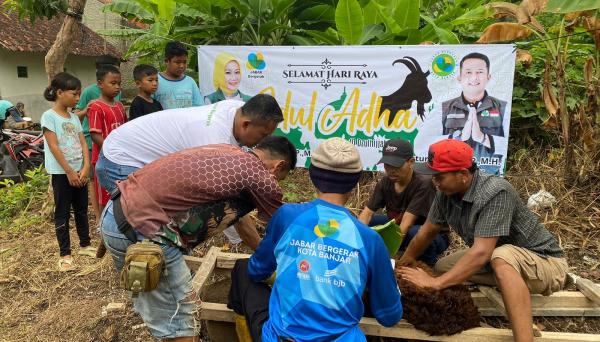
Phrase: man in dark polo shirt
[
  {"left": 358, "top": 138, "right": 448, "bottom": 265},
  {"left": 398, "top": 139, "right": 568, "bottom": 342}
]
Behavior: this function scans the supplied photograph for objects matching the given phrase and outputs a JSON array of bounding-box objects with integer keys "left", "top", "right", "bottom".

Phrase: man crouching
[
  {"left": 228, "top": 137, "right": 403, "bottom": 341},
  {"left": 100, "top": 136, "right": 296, "bottom": 342},
  {"left": 398, "top": 139, "right": 568, "bottom": 342}
]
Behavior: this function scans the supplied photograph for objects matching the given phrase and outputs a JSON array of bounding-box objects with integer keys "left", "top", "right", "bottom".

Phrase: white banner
[{"left": 198, "top": 45, "right": 516, "bottom": 175}]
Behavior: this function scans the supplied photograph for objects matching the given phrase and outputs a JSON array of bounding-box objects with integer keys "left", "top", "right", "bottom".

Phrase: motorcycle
[{"left": 0, "top": 128, "right": 44, "bottom": 183}]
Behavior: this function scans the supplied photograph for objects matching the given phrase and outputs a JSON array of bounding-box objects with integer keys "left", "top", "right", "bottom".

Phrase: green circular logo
[{"left": 432, "top": 53, "right": 456, "bottom": 77}]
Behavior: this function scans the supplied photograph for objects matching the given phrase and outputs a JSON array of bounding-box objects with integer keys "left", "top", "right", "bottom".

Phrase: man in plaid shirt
[{"left": 398, "top": 139, "right": 568, "bottom": 342}]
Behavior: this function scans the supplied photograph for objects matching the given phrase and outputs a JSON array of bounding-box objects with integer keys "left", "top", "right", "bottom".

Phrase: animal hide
[{"left": 396, "top": 261, "right": 481, "bottom": 335}]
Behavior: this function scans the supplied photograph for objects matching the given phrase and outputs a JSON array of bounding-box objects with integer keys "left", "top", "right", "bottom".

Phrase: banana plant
[{"left": 477, "top": 0, "right": 600, "bottom": 185}]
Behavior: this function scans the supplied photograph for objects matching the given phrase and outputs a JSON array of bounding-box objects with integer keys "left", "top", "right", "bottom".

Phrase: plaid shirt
[{"left": 428, "top": 171, "right": 563, "bottom": 258}]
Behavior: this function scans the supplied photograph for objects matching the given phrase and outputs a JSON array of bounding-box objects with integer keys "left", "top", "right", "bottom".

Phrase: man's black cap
[{"left": 377, "top": 139, "right": 414, "bottom": 167}]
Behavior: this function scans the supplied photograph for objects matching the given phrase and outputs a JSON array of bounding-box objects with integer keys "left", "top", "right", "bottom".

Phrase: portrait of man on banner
[
  {"left": 441, "top": 52, "right": 508, "bottom": 174},
  {"left": 205, "top": 52, "right": 253, "bottom": 104}
]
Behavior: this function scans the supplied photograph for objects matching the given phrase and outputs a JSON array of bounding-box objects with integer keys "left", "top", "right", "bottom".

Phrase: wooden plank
[
  {"left": 200, "top": 303, "right": 600, "bottom": 341},
  {"left": 479, "top": 286, "right": 507, "bottom": 317},
  {"left": 473, "top": 291, "right": 600, "bottom": 317},
  {"left": 479, "top": 307, "right": 600, "bottom": 317},
  {"left": 191, "top": 246, "right": 220, "bottom": 295},
  {"left": 184, "top": 255, "right": 204, "bottom": 271},
  {"left": 193, "top": 253, "right": 600, "bottom": 317},
  {"left": 568, "top": 274, "right": 600, "bottom": 306},
  {"left": 201, "top": 302, "right": 236, "bottom": 322},
  {"left": 216, "top": 252, "right": 251, "bottom": 269}
]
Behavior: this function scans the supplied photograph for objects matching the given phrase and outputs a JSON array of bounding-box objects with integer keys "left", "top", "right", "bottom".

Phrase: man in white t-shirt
[{"left": 95, "top": 94, "right": 283, "bottom": 248}]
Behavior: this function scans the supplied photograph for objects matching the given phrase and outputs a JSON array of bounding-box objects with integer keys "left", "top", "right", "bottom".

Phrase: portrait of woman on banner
[{"left": 204, "top": 53, "right": 252, "bottom": 104}]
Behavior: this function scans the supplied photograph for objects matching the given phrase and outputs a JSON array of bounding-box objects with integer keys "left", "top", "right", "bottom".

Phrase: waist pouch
[{"left": 120, "top": 240, "right": 165, "bottom": 295}]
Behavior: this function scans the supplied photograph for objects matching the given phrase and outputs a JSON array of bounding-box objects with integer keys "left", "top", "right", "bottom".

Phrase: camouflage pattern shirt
[{"left": 118, "top": 144, "right": 283, "bottom": 249}]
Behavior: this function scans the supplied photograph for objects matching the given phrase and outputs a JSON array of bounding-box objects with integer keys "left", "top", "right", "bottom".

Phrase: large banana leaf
[
  {"left": 97, "top": 28, "right": 147, "bottom": 38},
  {"left": 545, "top": 0, "right": 600, "bottom": 13},
  {"left": 358, "top": 24, "right": 385, "bottom": 44},
  {"left": 365, "top": 0, "right": 402, "bottom": 34},
  {"left": 298, "top": 4, "right": 335, "bottom": 24},
  {"left": 394, "top": 0, "right": 420, "bottom": 30},
  {"left": 335, "top": 0, "right": 364, "bottom": 44},
  {"left": 421, "top": 15, "right": 460, "bottom": 44},
  {"left": 102, "top": 0, "right": 154, "bottom": 22}
]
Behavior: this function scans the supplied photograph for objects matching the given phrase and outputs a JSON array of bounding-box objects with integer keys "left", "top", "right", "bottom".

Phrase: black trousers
[
  {"left": 52, "top": 174, "right": 90, "bottom": 256},
  {"left": 228, "top": 259, "right": 272, "bottom": 342}
]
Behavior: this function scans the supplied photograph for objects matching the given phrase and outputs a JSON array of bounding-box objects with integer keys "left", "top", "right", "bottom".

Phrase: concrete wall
[
  {"left": 83, "top": 0, "right": 128, "bottom": 51},
  {"left": 83, "top": 0, "right": 137, "bottom": 98},
  {"left": 0, "top": 50, "right": 97, "bottom": 122}
]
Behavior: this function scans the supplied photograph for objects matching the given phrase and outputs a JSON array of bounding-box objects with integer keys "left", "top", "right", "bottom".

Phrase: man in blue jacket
[{"left": 228, "top": 137, "right": 403, "bottom": 342}]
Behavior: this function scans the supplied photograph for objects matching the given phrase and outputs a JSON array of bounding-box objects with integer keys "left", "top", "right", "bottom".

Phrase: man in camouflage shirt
[
  {"left": 100, "top": 136, "right": 297, "bottom": 342},
  {"left": 398, "top": 139, "right": 568, "bottom": 342}
]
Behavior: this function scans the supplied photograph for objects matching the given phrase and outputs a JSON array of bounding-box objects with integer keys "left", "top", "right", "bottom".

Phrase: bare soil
[{"left": 1, "top": 148, "right": 599, "bottom": 341}]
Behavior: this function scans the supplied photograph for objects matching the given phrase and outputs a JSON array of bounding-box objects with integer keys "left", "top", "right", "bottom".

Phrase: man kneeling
[
  {"left": 229, "top": 138, "right": 403, "bottom": 342},
  {"left": 398, "top": 139, "right": 568, "bottom": 342},
  {"left": 101, "top": 136, "right": 296, "bottom": 342}
]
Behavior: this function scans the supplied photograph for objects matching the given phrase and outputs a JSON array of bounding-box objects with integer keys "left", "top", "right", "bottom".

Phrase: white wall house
[{"left": 0, "top": 0, "right": 122, "bottom": 121}]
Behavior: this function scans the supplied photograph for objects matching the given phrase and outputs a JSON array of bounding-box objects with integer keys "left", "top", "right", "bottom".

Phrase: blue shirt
[
  {"left": 40, "top": 109, "right": 84, "bottom": 174},
  {"left": 249, "top": 199, "right": 403, "bottom": 342},
  {"left": 154, "top": 73, "right": 203, "bottom": 109}
]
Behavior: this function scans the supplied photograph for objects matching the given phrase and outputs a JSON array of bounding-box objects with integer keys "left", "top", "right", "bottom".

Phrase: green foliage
[
  {"left": 280, "top": 176, "right": 315, "bottom": 203},
  {"left": 1, "top": 0, "right": 68, "bottom": 23},
  {"left": 545, "top": 0, "right": 600, "bottom": 13},
  {"left": 0, "top": 167, "right": 49, "bottom": 232},
  {"left": 509, "top": 11, "right": 597, "bottom": 131},
  {"left": 100, "top": 0, "right": 497, "bottom": 59},
  {"left": 335, "top": 0, "right": 363, "bottom": 44}
]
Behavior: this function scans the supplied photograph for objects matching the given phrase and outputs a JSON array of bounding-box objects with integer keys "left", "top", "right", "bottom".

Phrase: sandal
[
  {"left": 78, "top": 246, "right": 97, "bottom": 258},
  {"left": 58, "top": 257, "right": 75, "bottom": 272}
]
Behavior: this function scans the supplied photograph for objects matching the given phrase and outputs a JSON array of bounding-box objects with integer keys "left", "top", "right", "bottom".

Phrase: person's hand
[
  {"left": 86, "top": 99, "right": 98, "bottom": 109},
  {"left": 67, "top": 170, "right": 82, "bottom": 187},
  {"left": 470, "top": 111, "right": 485, "bottom": 144},
  {"left": 78, "top": 168, "right": 89, "bottom": 186},
  {"left": 396, "top": 255, "right": 417, "bottom": 267},
  {"left": 398, "top": 266, "right": 442, "bottom": 290},
  {"left": 460, "top": 108, "right": 474, "bottom": 141}
]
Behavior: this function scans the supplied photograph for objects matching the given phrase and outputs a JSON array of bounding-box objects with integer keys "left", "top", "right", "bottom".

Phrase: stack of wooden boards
[{"left": 187, "top": 247, "right": 600, "bottom": 341}]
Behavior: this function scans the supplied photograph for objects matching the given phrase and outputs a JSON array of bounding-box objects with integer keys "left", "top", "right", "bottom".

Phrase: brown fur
[{"left": 395, "top": 261, "right": 480, "bottom": 335}]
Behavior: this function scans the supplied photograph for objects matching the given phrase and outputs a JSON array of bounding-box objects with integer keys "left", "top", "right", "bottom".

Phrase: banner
[{"left": 197, "top": 45, "right": 516, "bottom": 175}]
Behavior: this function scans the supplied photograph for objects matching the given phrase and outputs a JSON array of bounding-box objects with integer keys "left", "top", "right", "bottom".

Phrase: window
[{"left": 17, "top": 66, "right": 28, "bottom": 78}]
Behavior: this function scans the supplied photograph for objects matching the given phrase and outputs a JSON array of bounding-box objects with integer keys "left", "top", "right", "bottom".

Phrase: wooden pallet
[{"left": 190, "top": 247, "right": 600, "bottom": 341}]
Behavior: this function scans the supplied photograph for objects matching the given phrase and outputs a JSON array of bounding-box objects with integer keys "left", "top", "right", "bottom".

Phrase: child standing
[
  {"left": 88, "top": 65, "right": 127, "bottom": 215},
  {"left": 41, "top": 73, "right": 95, "bottom": 272},
  {"left": 129, "top": 64, "right": 163, "bottom": 120},
  {"left": 154, "top": 41, "right": 203, "bottom": 109},
  {"left": 75, "top": 55, "right": 121, "bottom": 224}
]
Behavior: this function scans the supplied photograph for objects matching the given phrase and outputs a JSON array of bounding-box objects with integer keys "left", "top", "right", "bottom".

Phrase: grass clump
[{"left": 0, "top": 166, "right": 49, "bottom": 232}]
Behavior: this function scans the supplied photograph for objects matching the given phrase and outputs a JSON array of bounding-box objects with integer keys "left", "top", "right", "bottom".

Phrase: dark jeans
[
  {"left": 52, "top": 174, "right": 90, "bottom": 256},
  {"left": 369, "top": 214, "right": 449, "bottom": 266},
  {"left": 228, "top": 259, "right": 271, "bottom": 342}
]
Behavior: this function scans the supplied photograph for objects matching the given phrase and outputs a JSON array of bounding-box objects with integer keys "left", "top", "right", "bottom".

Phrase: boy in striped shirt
[{"left": 88, "top": 65, "right": 127, "bottom": 213}]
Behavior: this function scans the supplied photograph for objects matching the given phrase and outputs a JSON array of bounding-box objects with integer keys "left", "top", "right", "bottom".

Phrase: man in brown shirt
[
  {"left": 99, "top": 135, "right": 297, "bottom": 342},
  {"left": 358, "top": 139, "right": 448, "bottom": 265}
]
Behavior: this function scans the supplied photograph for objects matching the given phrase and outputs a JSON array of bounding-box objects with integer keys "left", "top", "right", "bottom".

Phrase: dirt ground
[{"left": 1, "top": 149, "right": 600, "bottom": 341}]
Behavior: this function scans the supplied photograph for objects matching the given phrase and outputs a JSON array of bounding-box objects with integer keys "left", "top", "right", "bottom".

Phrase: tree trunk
[{"left": 44, "top": 0, "right": 87, "bottom": 81}]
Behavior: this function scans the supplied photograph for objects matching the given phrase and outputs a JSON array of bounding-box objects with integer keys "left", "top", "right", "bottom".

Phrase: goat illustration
[{"left": 379, "top": 56, "right": 432, "bottom": 125}]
